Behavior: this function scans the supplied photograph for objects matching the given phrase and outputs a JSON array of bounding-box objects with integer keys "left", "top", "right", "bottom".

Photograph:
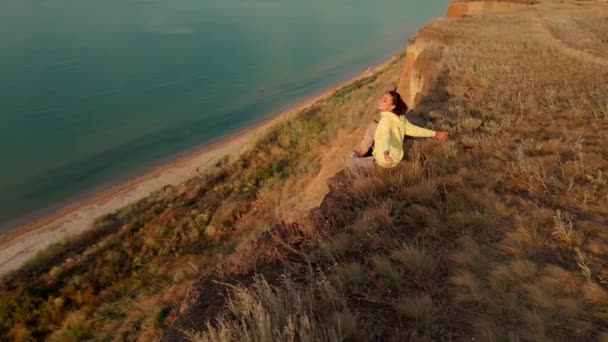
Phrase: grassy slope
[
  {"left": 182, "top": 2, "right": 608, "bottom": 341},
  {"left": 0, "top": 56, "right": 404, "bottom": 340},
  {"left": 1, "top": 1, "right": 607, "bottom": 341}
]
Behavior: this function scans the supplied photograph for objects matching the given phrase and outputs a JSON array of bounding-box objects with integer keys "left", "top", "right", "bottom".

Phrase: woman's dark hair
[{"left": 387, "top": 90, "right": 408, "bottom": 115}]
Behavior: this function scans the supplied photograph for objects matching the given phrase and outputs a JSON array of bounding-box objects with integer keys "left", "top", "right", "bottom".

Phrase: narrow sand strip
[{"left": 0, "top": 56, "right": 396, "bottom": 276}]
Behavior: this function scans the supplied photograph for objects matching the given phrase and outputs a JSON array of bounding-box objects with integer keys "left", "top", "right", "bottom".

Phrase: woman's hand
[
  {"left": 383, "top": 151, "right": 393, "bottom": 166},
  {"left": 434, "top": 131, "right": 449, "bottom": 142}
]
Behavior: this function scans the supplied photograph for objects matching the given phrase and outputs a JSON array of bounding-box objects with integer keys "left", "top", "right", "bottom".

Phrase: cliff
[
  {"left": 396, "top": 24, "right": 447, "bottom": 109},
  {"left": 2, "top": 0, "right": 607, "bottom": 340},
  {"left": 397, "top": 0, "right": 538, "bottom": 109},
  {"left": 167, "top": 1, "right": 608, "bottom": 340},
  {"left": 446, "top": 0, "right": 536, "bottom": 18}
]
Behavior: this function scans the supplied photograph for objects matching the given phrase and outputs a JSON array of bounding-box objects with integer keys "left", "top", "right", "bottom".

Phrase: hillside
[
  {"left": 0, "top": 49, "right": 405, "bottom": 341},
  {"left": 170, "top": 1, "right": 608, "bottom": 340},
  {"left": 2, "top": 0, "right": 608, "bottom": 341}
]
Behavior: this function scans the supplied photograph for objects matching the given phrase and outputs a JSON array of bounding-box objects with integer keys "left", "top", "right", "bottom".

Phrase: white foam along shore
[{"left": 0, "top": 55, "right": 397, "bottom": 276}]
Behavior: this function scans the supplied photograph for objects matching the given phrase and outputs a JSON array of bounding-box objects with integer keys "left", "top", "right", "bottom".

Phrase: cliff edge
[
  {"left": 1, "top": 0, "right": 607, "bottom": 340},
  {"left": 397, "top": 0, "right": 538, "bottom": 109},
  {"left": 167, "top": 0, "right": 608, "bottom": 340},
  {"left": 446, "top": 0, "right": 537, "bottom": 18}
]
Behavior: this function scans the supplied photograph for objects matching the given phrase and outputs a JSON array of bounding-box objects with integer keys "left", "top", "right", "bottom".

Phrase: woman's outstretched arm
[
  {"left": 404, "top": 120, "right": 436, "bottom": 138},
  {"left": 404, "top": 120, "right": 448, "bottom": 141}
]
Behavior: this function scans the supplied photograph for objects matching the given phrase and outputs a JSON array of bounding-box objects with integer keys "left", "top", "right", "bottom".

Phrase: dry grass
[
  {"left": 182, "top": 2, "right": 608, "bottom": 341},
  {"left": 3, "top": 1, "right": 608, "bottom": 341},
  {"left": 390, "top": 243, "right": 438, "bottom": 277},
  {"left": 0, "top": 51, "right": 404, "bottom": 340},
  {"left": 538, "top": 2, "right": 608, "bottom": 60},
  {"left": 394, "top": 294, "right": 436, "bottom": 327},
  {"left": 187, "top": 274, "right": 368, "bottom": 342}
]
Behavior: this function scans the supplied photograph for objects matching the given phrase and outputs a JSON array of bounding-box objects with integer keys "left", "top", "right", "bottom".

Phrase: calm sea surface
[{"left": 0, "top": 0, "right": 448, "bottom": 233}]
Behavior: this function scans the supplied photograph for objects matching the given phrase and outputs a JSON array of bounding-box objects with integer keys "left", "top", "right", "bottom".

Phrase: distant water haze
[{"left": 0, "top": 0, "right": 449, "bottom": 233}]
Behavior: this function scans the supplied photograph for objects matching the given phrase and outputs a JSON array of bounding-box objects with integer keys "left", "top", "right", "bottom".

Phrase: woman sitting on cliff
[{"left": 349, "top": 90, "right": 448, "bottom": 169}]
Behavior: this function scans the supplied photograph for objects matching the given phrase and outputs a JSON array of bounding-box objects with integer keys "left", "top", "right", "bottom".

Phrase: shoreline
[{"left": 0, "top": 54, "right": 397, "bottom": 276}]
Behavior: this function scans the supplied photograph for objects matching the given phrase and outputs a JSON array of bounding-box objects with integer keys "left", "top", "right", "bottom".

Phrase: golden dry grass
[
  {"left": 2, "top": 1, "right": 607, "bottom": 341},
  {"left": 0, "top": 51, "right": 405, "bottom": 340},
  {"left": 183, "top": 2, "right": 608, "bottom": 341},
  {"left": 187, "top": 274, "right": 367, "bottom": 342},
  {"left": 537, "top": 1, "right": 608, "bottom": 60}
]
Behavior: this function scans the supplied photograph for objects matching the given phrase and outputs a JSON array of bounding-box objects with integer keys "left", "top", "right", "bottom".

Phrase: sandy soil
[{"left": 0, "top": 56, "right": 395, "bottom": 276}]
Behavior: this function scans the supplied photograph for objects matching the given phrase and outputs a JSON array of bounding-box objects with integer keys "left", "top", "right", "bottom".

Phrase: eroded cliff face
[
  {"left": 396, "top": 24, "right": 446, "bottom": 109},
  {"left": 397, "top": 0, "right": 535, "bottom": 109}
]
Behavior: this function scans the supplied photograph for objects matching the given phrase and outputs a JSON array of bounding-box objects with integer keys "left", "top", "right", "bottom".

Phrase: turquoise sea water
[{"left": 0, "top": 0, "right": 448, "bottom": 233}]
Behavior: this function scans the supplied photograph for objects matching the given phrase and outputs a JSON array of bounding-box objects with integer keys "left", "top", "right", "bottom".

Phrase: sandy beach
[{"left": 0, "top": 55, "right": 396, "bottom": 276}]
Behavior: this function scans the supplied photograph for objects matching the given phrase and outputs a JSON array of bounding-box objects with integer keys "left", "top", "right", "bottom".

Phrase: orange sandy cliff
[
  {"left": 396, "top": 25, "right": 446, "bottom": 109},
  {"left": 446, "top": 0, "right": 535, "bottom": 18},
  {"left": 3, "top": 0, "right": 607, "bottom": 340},
  {"left": 397, "top": 0, "right": 537, "bottom": 108}
]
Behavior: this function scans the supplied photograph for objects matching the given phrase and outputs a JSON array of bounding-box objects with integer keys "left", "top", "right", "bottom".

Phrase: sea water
[{"left": 0, "top": 0, "right": 448, "bottom": 233}]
